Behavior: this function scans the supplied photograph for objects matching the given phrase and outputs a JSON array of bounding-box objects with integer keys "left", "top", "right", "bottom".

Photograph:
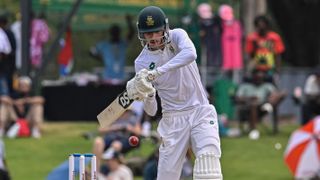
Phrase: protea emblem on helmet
[
  {"left": 137, "top": 6, "right": 170, "bottom": 49},
  {"left": 146, "top": 16, "right": 154, "bottom": 26}
]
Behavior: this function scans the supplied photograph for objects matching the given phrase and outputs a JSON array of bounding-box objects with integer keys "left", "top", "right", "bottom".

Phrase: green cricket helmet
[{"left": 136, "top": 6, "right": 170, "bottom": 48}]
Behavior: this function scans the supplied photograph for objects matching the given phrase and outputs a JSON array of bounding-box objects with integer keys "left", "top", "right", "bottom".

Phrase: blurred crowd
[
  {"left": 193, "top": 3, "right": 320, "bottom": 141},
  {"left": 179, "top": 3, "right": 288, "bottom": 140},
  {"left": 0, "top": 11, "right": 48, "bottom": 141},
  {"left": 0, "top": 11, "right": 48, "bottom": 179}
]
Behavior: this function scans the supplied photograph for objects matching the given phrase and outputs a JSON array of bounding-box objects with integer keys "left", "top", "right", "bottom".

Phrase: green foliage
[{"left": 0, "top": 0, "right": 20, "bottom": 18}]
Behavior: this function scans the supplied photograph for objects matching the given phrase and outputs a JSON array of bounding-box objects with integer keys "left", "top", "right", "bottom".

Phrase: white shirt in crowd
[
  {"left": 0, "top": 28, "right": 11, "bottom": 55},
  {"left": 304, "top": 74, "right": 320, "bottom": 96},
  {"left": 11, "top": 20, "right": 22, "bottom": 69}
]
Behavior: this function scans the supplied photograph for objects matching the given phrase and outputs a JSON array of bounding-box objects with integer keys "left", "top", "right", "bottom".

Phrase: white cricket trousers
[{"left": 156, "top": 105, "right": 221, "bottom": 180}]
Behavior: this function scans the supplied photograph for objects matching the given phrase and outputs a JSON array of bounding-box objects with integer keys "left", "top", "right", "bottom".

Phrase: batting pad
[{"left": 193, "top": 152, "right": 223, "bottom": 180}]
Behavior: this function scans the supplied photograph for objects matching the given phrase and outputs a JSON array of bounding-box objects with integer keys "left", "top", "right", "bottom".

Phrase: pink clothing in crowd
[
  {"left": 30, "top": 19, "right": 50, "bottom": 68},
  {"left": 221, "top": 20, "right": 243, "bottom": 70}
]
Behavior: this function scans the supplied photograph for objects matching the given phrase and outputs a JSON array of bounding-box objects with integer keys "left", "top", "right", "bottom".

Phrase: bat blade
[{"left": 97, "top": 90, "right": 134, "bottom": 128}]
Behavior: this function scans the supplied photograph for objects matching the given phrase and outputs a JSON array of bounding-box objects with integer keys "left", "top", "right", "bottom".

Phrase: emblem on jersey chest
[{"left": 149, "top": 62, "right": 155, "bottom": 70}]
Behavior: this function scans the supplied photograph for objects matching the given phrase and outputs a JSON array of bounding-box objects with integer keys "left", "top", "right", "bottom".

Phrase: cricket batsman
[{"left": 126, "top": 6, "right": 222, "bottom": 180}]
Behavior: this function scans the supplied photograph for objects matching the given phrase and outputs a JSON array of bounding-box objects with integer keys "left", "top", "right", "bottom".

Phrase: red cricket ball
[{"left": 128, "top": 136, "right": 139, "bottom": 146}]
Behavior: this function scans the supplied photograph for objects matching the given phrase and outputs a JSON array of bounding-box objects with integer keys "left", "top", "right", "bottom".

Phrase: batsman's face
[{"left": 143, "top": 31, "right": 164, "bottom": 49}]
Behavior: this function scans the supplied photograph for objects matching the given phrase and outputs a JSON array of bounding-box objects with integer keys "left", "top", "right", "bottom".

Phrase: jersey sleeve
[{"left": 157, "top": 28, "right": 197, "bottom": 74}]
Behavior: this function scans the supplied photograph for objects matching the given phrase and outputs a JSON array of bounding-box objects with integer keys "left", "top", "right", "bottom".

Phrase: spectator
[
  {"left": 299, "top": 70, "right": 320, "bottom": 125},
  {"left": 0, "top": 76, "right": 44, "bottom": 138},
  {"left": 143, "top": 147, "right": 159, "bottom": 180},
  {"left": 30, "top": 11, "right": 50, "bottom": 71},
  {"left": 0, "top": 14, "right": 12, "bottom": 97},
  {"left": 0, "top": 14, "right": 16, "bottom": 95},
  {"left": 245, "top": 15, "right": 285, "bottom": 84},
  {"left": 0, "top": 139, "right": 10, "bottom": 180},
  {"left": 197, "top": 3, "right": 223, "bottom": 67},
  {"left": 98, "top": 149, "right": 133, "bottom": 180},
  {"left": 92, "top": 101, "right": 143, "bottom": 174},
  {"left": 219, "top": 4, "right": 243, "bottom": 84},
  {"left": 10, "top": 12, "right": 22, "bottom": 71},
  {"left": 90, "top": 15, "right": 134, "bottom": 85},
  {"left": 235, "top": 68, "right": 286, "bottom": 139}
]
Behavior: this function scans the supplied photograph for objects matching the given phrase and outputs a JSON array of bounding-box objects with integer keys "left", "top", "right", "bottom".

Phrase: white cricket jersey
[{"left": 135, "top": 28, "right": 209, "bottom": 114}]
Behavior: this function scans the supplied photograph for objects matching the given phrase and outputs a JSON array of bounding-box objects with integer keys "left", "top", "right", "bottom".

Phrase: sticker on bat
[{"left": 118, "top": 90, "right": 134, "bottom": 109}]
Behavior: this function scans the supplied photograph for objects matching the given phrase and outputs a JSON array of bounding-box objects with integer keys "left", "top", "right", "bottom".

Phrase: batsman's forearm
[{"left": 143, "top": 96, "right": 157, "bottom": 116}]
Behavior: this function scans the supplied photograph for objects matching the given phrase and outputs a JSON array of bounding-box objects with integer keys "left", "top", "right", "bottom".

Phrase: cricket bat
[
  {"left": 97, "top": 73, "right": 154, "bottom": 127},
  {"left": 97, "top": 90, "right": 134, "bottom": 128}
]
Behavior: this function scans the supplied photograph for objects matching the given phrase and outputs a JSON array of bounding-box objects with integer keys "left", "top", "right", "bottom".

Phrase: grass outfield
[{"left": 3, "top": 121, "right": 296, "bottom": 180}]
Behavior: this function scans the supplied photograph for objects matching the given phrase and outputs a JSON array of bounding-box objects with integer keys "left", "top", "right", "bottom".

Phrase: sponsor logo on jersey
[
  {"left": 118, "top": 90, "right": 133, "bottom": 108},
  {"left": 210, "top": 120, "right": 215, "bottom": 125},
  {"left": 149, "top": 62, "right": 155, "bottom": 70}
]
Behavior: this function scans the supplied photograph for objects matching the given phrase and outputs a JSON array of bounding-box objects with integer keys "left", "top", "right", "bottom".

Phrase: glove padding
[
  {"left": 126, "top": 69, "right": 155, "bottom": 101},
  {"left": 126, "top": 78, "right": 144, "bottom": 101},
  {"left": 136, "top": 68, "right": 162, "bottom": 82},
  {"left": 146, "top": 69, "right": 161, "bottom": 81}
]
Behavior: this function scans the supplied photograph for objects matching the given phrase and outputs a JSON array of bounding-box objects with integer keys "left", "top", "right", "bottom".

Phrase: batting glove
[
  {"left": 126, "top": 76, "right": 155, "bottom": 101},
  {"left": 135, "top": 70, "right": 155, "bottom": 91},
  {"left": 147, "top": 69, "right": 161, "bottom": 81},
  {"left": 126, "top": 78, "right": 145, "bottom": 101},
  {"left": 136, "top": 68, "right": 162, "bottom": 82}
]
